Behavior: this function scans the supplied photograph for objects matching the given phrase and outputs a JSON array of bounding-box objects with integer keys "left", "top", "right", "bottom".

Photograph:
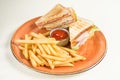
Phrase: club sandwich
[{"left": 35, "top": 4, "right": 77, "bottom": 30}]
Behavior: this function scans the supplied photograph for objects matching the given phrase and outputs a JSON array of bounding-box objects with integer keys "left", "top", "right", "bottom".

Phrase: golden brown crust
[
  {"left": 69, "top": 18, "right": 94, "bottom": 47},
  {"left": 35, "top": 4, "right": 77, "bottom": 29}
]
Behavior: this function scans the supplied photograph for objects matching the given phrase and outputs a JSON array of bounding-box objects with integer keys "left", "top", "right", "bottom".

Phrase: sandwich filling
[{"left": 70, "top": 26, "right": 100, "bottom": 50}]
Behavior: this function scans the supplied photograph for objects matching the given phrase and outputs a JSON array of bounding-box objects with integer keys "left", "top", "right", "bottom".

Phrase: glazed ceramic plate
[{"left": 11, "top": 17, "right": 107, "bottom": 74}]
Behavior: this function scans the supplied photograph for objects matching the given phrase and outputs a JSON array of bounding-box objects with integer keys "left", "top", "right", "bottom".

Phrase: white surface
[{"left": 0, "top": 0, "right": 120, "bottom": 80}]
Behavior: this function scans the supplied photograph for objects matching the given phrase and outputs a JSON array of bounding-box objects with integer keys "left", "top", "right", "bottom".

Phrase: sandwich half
[
  {"left": 69, "top": 18, "right": 96, "bottom": 50},
  {"left": 35, "top": 4, "right": 77, "bottom": 30}
]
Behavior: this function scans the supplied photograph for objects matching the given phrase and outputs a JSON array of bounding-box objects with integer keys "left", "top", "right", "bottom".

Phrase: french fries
[
  {"left": 16, "top": 39, "right": 59, "bottom": 44},
  {"left": 30, "top": 56, "right": 37, "bottom": 67},
  {"left": 16, "top": 32, "right": 86, "bottom": 69}
]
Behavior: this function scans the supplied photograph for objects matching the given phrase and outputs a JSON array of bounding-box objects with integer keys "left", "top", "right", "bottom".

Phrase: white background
[{"left": 0, "top": 0, "right": 120, "bottom": 80}]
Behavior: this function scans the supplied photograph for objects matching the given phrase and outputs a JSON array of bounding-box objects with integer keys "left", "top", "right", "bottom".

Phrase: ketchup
[{"left": 51, "top": 29, "right": 68, "bottom": 40}]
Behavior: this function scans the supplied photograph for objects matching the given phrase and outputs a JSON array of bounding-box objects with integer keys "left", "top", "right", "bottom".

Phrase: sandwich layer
[{"left": 35, "top": 4, "right": 77, "bottom": 29}]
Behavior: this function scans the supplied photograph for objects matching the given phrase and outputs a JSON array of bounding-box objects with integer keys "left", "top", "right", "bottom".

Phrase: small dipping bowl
[{"left": 50, "top": 28, "right": 69, "bottom": 46}]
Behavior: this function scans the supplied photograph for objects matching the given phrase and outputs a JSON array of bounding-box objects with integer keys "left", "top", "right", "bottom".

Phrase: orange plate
[{"left": 11, "top": 17, "right": 107, "bottom": 74}]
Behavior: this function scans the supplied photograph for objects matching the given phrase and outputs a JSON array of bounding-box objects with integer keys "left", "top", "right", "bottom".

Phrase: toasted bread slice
[
  {"left": 35, "top": 4, "right": 77, "bottom": 30},
  {"left": 69, "top": 18, "right": 94, "bottom": 48}
]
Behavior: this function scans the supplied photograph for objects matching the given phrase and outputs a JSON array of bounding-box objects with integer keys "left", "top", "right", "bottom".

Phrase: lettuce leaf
[
  {"left": 72, "top": 46, "right": 79, "bottom": 50},
  {"left": 89, "top": 26, "right": 100, "bottom": 36}
]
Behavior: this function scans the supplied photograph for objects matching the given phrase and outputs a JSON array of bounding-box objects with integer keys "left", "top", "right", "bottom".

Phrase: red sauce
[{"left": 51, "top": 29, "right": 68, "bottom": 40}]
